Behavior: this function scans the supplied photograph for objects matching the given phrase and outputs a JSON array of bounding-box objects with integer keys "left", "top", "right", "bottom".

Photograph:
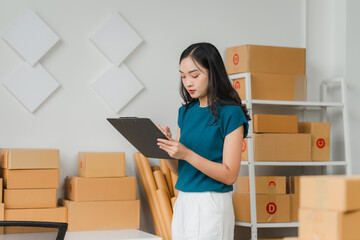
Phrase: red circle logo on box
[
  {"left": 266, "top": 202, "right": 277, "bottom": 214},
  {"left": 234, "top": 81, "right": 241, "bottom": 90},
  {"left": 268, "top": 181, "right": 276, "bottom": 187},
  {"left": 233, "top": 53, "right": 239, "bottom": 65},
  {"left": 242, "top": 139, "right": 247, "bottom": 153},
  {"left": 316, "top": 138, "right": 326, "bottom": 149}
]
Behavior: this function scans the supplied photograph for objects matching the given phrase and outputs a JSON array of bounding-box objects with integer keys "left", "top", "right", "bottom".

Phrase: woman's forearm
[{"left": 185, "top": 150, "right": 239, "bottom": 186}]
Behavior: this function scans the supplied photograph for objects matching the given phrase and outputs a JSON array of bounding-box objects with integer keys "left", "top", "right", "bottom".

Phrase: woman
[{"left": 157, "top": 42, "right": 250, "bottom": 240}]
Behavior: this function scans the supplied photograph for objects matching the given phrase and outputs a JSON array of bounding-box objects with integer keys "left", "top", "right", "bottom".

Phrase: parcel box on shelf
[
  {"left": 4, "top": 189, "right": 57, "bottom": 209},
  {"left": 61, "top": 199, "right": 140, "bottom": 231},
  {"left": 65, "top": 176, "right": 136, "bottom": 202},
  {"left": 1, "top": 149, "right": 59, "bottom": 169},
  {"left": 0, "top": 179, "right": 3, "bottom": 203},
  {"left": 233, "top": 193, "right": 290, "bottom": 223},
  {"left": 250, "top": 239, "right": 284, "bottom": 240},
  {"left": 290, "top": 194, "right": 300, "bottom": 222},
  {"left": 233, "top": 74, "right": 307, "bottom": 101},
  {"left": 288, "top": 176, "right": 300, "bottom": 194},
  {"left": 253, "top": 133, "right": 311, "bottom": 161},
  {"left": 253, "top": 114, "right": 298, "bottom": 133},
  {"left": 289, "top": 176, "right": 300, "bottom": 221},
  {"left": 2, "top": 169, "right": 59, "bottom": 189},
  {"left": 0, "top": 203, "right": 3, "bottom": 234},
  {"left": 4, "top": 207, "right": 67, "bottom": 234},
  {"left": 236, "top": 176, "right": 286, "bottom": 194},
  {"left": 298, "top": 122, "right": 330, "bottom": 161},
  {"left": 225, "top": 45, "right": 306, "bottom": 75},
  {"left": 300, "top": 175, "right": 360, "bottom": 212},
  {"left": 299, "top": 208, "right": 360, "bottom": 240},
  {"left": 78, "top": 152, "right": 125, "bottom": 177}
]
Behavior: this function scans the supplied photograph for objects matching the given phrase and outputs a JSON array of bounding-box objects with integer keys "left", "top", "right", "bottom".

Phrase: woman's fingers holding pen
[
  {"left": 164, "top": 125, "right": 172, "bottom": 139},
  {"left": 156, "top": 124, "right": 172, "bottom": 139}
]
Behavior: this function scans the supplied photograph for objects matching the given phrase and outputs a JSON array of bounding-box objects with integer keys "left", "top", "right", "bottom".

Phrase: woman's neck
[{"left": 198, "top": 96, "right": 208, "bottom": 107}]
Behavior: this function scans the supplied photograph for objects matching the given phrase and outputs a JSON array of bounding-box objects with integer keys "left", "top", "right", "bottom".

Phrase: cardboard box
[
  {"left": 290, "top": 194, "right": 299, "bottom": 222},
  {"left": 251, "top": 239, "right": 284, "bottom": 240},
  {"left": 78, "top": 152, "right": 126, "bottom": 177},
  {"left": 289, "top": 176, "right": 300, "bottom": 194},
  {"left": 298, "top": 122, "right": 330, "bottom": 161},
  {"left": 0, "top": 203, "right": 4, "bottom": 234},
  {"left": 2, "top": 169, "right": 59, "bottom": 189},
  {"left": 65, "top": 176, "right": 136, "bottom": 202},
  {"left": 233, "top": 193, "right": 290, "bottom": 223},
  {"left": 61, "top": 199, "right": 140, "bottom": 231},
  {"left": 1, "top": 149, "right": 59, "bottom": 169},
  {"left": 300, "top": 175, "right": 360, "bottom": 212},
  {"left": 4, "top": 189, "right": 57, "bottom": 209},
  {"left": 299, "top": 208, "right": 360, "bottom": 240},
  {"left": 0, "top": 179, "right": 3, "bottom": 203},
  {"left": 242, "top": 138, "right": 248, "bottom": 161},
  {"left": 233, "top": 74, "right": 307, "bottom": 101},
  {"left": 4, "top": 207, "right": 67, "bottom": 234},
  {"left": 225, "top": 45, "right": 306, "bottom": 75},
  {"left": 236, "top": 176, "right": 286, "bottom": 194},
  {"left": 253, "top": 114, "right": 298, "bottom": 133},
  {"left": 253, "top": 134, "right": 311, "bottom": 161}
]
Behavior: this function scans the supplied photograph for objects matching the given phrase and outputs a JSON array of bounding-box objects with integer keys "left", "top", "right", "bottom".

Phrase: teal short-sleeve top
[{"left": 175, "top": 100, "right": 249, "bottom": 192}]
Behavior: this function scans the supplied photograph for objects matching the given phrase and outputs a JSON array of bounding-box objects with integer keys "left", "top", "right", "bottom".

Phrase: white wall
[
  {"left": 0, "top": 0, "right": 305, "bottom": 236},
  {"left": 346, "top": 0, "right": 360, "bottom": 174},
  {"left": 306, "top": 0, "right": 359, "bottom": 176}
]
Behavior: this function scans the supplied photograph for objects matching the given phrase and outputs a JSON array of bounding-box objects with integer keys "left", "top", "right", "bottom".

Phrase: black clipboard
[{"left": 107, "top": 117, "right": 175, "bottom": 160}]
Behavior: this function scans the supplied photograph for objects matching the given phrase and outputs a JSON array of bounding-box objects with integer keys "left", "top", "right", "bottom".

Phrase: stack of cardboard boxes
[
  {"left": 254, "top": 238, "right": 298, "bottom": 240},
  {"left": 0, "top": 149, "right": 5, "bottom": 234},
  {"left": 288, "top": 176, "right": 300, "bottom": 222},
  {"left": 233, "top": 176, "right": 290, "bottom": 223},
  {"left": 251, "top": 114, "right": 312, "bottom": 162},
  {"left": 61, "top": 152, "right": 140, "bottom": 231},
  {"left": 225, "top": 45, "right": 307, "bottom": 102},
  {"left": 299, "top": 175, "right": 360, "bottom": 239},
  {"left": 226, "top": 45, "right": 331, "bottom": 164},
  {"left": 233, "top": 175, "right": 301, "bottom": 224},
  {"left": 240, "top": 115, "right": 331, "bottom": 163},
  {"left": 1, "top": 148, "right": 67, "bottom": 234}
]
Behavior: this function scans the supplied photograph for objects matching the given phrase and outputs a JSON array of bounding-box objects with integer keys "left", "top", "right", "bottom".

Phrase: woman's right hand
[{"left": 157, "top": 125, "right": 172, "bottom": 139}]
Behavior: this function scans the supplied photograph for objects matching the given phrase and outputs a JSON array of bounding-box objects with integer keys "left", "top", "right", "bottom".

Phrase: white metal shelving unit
[{"left": 228, "top": 72, "right": 352, "bottom": 240}]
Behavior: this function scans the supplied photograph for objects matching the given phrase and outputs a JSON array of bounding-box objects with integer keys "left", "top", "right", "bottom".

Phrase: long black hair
[{"left": 179, "top": 42, "right": 251, "bottom": 123}]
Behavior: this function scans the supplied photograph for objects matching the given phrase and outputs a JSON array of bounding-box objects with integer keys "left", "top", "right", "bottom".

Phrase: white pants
[{"left": 172, "top": 191, "right": 235, "bottom": 240}]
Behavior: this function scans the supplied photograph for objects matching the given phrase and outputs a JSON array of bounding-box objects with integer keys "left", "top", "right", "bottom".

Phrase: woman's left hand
[{"left": 157, "top": 138, "right": 191, "bottom": 160}]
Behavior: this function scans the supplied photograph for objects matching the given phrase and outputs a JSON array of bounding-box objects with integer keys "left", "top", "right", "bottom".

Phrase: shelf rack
[{"left": 228, "top": 72, "right": 352, "bottom": 239}]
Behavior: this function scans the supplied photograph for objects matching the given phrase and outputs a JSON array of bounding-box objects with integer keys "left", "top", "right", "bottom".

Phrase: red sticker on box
[
  {"left": 234, "top": 80, "right": 241, "bottom": 90},
  {"left": 268, "top": 181, "right": 276, "bottom": 187},
  {"left": 242, "top": 139, "right": 247, "bottom": 153},
  {"left": 80, "top": 161, "right": 83, "bottom": 168},
  {"left": 316, "top": 138, "right": 326, "bottom": 149},
  {"left": 266, "top": 202, "right": 277, "bottom": 214},
  {"left": 69, "top": 184, "right": 72, "bottom": 192},
  {"left": 233, "top": 53, "right": 239, "bottom": 65}
]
